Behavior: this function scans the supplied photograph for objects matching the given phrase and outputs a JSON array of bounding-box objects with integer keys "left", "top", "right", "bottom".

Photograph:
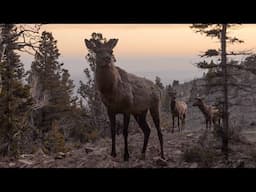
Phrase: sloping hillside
[{"left": 0, "top": 126, "right": 256, "bottom": 168}]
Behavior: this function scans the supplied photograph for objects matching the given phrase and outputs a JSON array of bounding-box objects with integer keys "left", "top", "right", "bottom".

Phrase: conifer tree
[
  {"left": 0, "top": 24, "right": 40, "bottom": 156},
  {"left": 155, "top": 76, "right": 164, "bottom": 89},
  {"left": 190, "top": 24, "right": 251, "bottom": 158},
  {"left": 30, "top": 31, "right": 74, "bottom": 137}
]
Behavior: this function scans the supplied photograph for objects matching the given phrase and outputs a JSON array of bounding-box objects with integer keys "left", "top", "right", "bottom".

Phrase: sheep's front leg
[
  {"left": 108, "top": 109, "right": 116, "bottom": 157},
  {"left": 178, "top": 116, "right": 181, "bottom": 132},
  {"left": 123, "top": 113, "right": 130, "bottom": 161},
  {"left": 172, "top": 115, "right": 175, "bottom": 133},
  {"left": 209, "top": 119, "right": 212, "bottom": 130}
]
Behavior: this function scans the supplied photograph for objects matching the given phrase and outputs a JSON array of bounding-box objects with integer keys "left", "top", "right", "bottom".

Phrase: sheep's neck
[
  {"left": 198, "top": 103, "right": 209, "bottom": 117},
  {"left": 95, "top": 64, "right": 118, "bottom": 95},
  {"left": 170, "top": 99, "right": 177, "bottom": 113}
]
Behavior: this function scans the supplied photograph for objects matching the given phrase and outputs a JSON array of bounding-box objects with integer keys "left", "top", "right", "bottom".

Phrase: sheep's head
[
  {"left": 168, "top": 89, "right": 177, "bottom": 100},
  {"left": 192, "top": 97, "right": 203, "bottom": 107},
  {"left": 84, "top": 38, "right": 118, "bottom": 68}
]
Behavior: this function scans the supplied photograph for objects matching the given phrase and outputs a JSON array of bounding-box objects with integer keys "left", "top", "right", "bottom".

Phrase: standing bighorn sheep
[
  {"left": 169, "top": 91, "right": 187, "bottom": 133},
  {"left": 84, "top": 38, "right": 164, "bottom": 161},
  {"left": 192, "top": 97, "right": 222, "bottom": 130}
]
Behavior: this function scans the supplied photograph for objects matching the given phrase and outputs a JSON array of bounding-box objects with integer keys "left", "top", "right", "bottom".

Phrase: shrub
[
  {"left": 44, "top": 120, "right": 66, "bottom": 153},
  {"left": 183, "top": 145, "right": 218, "bottom": 167}
]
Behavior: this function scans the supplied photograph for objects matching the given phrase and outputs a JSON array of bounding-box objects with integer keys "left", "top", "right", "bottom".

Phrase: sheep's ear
[
  {"left": 106, "top": 39, "right": 118, "bottom": 49},
  {"left": 84, "top": 39, "right": 96, "bottom": 50}
]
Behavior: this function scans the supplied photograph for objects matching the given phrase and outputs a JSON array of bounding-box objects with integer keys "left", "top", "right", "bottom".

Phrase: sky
[{"left": 21, "top": 24, "right": 256, "bottom": 91}]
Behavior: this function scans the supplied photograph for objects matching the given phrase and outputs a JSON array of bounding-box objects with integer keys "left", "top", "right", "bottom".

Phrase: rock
[
  {"left": 43, "top": 159, "right": 55, "bottom": 164},
  {"left": 236, "top": 160, "right": 245, "bottom": 168},
  {"left": 173, "top": 150, "right": 182, "bottom": 155},
  {"left": 133, "top": 164, "right": 144, "bottom": 168},
  {"left": 99, "top": 160, "right": 119, "bottom": 168},
  {"left": 59, "top": 152, "right": 66, "bottom": 156},
  {"left": 139, "top": 153, "right": 146, "bottom": 160},
  {"left": 91, "top": 147, "right": 107, "bottom": 156},
  {"left": 181, "top": 162, "right": 190, "bottom": 168},
  {"left": 34, "top": 148, "right": 47, "bottom": 157},
  {"left": 54, "top": 155, "right": 63, "bottom": 159},
  {"left": 18, "top": 159, "right": 34, "bottom": 165},
  {"left": 245, "top": 163, "right": 255, "bottom": 168},
  {"left": 55, "top": 152, "right": 66, "bottom": 159},
  {"left": 153, "top": 157, "right": 168, "bottom": 167},
  {"left": 85, "top": 147, "right": 94, "bottom": 153},
  {"left": 133, "top": 162, "right": 144, "bottom": 168},
  {"left": 186, "top": 133, "right": 194, "bottom": 138},
  {"left": 0, "top": 162, "right": 6, "bottom": 167},
  {"left": 167, "top": 141, "right": 173, "bottom": 145},
  {"left": 20, "top": 154, "right": 34, "bottom": 159},
  {"left": 65, "top": 151, "right": 72, "bottom": 157},
  {"left": 8, "top": 162, "right": 16, "bottom": 167},
  {"left": 250, "top": 122, "right": 256, "bottom": 126},
  {"left": 189, "top": 162, "right": 198, "bottom": 168}
]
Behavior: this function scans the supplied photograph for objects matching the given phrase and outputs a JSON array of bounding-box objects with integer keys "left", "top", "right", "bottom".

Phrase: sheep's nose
[{"left": 104, "top": 56, "right": 111, "bottom": 62}]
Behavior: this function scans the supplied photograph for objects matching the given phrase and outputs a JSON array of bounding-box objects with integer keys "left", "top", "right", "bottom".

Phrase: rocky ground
[{"left": 1, "top": 126, "right": 256, "bottom": 168}]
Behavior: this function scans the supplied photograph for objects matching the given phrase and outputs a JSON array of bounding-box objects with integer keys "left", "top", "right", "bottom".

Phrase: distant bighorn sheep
[
  {"left": 169, "top": 91, "right": 188, "bottom": 133},
  {"left": 84, "top": 37, "right": 164, "bottom": 161},
  {"left": 192, "top": 97, "right": 221, "bottom": 130}
]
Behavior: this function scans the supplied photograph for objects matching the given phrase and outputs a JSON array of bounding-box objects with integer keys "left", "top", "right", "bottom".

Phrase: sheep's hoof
[
  {"left": 111, "top": 151, "right": 117, "bottom": 157},
  {"left": 124, "top": 153, "right": 129, "bottom": 161},
  {"left": 159, "top": 150, "right": 165, "bottom": 159},
  {"left": 140, "top": 153, "right": 146, "bottom": 160}
]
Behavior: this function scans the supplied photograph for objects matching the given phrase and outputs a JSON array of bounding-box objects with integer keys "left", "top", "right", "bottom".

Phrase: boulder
[{"left": 153, "top": 157, "right": 168, "bottom": 167}]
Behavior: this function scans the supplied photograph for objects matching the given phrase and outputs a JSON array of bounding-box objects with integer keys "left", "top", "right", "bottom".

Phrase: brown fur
[
  {"left": 170, "top": 94, "right": 188, "bottom": 133},
  {"left": 84, "top": 38, "right": 164, "bottom": 161},
  {"left": 192, "top": 97, "right": 221, "bottom": 130},
  {"left": 97, "top": 65, "right": 160, "bottom": 114}
]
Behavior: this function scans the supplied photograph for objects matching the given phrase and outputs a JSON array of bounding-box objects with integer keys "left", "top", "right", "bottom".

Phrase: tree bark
[{"left": 221, "top": 24, "right": 229, "bottom": 159}]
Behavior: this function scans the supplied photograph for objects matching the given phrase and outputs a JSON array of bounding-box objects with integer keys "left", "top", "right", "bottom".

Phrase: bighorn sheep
[
  {"left": 84, "top": 38, "right": 164, "bottom": 161},
  {"left": 192, "top": 97, "right": 221, "bottom": 130},
  {"left": 169, "top": 91, "right": 187, "bottom": 133}
]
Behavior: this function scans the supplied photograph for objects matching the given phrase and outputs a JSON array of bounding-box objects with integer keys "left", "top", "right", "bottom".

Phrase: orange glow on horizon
[{"left": 40, "top": 24, "right": 256, "bottom": 58}]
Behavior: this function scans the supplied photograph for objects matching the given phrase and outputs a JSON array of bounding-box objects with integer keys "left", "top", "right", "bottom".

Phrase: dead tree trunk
[{"left": 221, "top": 24, "right": 229, "bottom": 159}]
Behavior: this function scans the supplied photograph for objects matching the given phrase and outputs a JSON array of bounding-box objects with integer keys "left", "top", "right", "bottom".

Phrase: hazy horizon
[{"left": 20, "top": 24, "right": 256, "bottom": 91}]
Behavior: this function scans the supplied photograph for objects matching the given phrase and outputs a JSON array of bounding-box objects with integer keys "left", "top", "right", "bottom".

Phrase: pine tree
[
  {"left": 29, "top": 31, "right": 74, "bottom": 144},
  {"left": 190, "top": 24, "right": 251, "bottom": 159},
  {"left": 162, "top": 84, "right": 172, "bottom": 112},
  {"left": 0, "top": 24, "right": 37, "bottom": 156},
  {"left": 155, "top": 76, "right": 164, "bottom": 89}
]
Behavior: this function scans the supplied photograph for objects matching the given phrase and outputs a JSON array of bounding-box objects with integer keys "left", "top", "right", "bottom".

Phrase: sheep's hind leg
[
  {"left": 182, "top": 114, "right": 186, "bottom": 131},
  {"left": 123, "top": 113, "right": 130, "bottom": 161},
  {"left": 178, "top": 116, "right": 181, "bottom": 132},
  {"left": 134, "top": 111, "right": 151, "bottom": 160},
  {"left": 172, "top": 115, "right": 175, "bottom": 133},
  {"left": 107, "top": 110, "right": 117, "bottom": 157},
  {"left": 150, "top": 107, "right": 165, "bottom": 160}
]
